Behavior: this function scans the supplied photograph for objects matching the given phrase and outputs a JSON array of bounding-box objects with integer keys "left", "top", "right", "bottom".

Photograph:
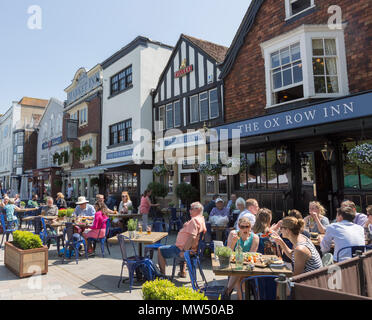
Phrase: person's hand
[
  {"left": 231, "top": 231, "right": 239, "bottom": 243},
  {"left": 309, "top": 211, "right": 318, "bottom": 219},
  {"left": 270, "top": 231, "right": 282, "bottom": 244}
]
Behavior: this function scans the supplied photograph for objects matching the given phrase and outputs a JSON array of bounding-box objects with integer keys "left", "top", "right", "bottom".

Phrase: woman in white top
[{"left": 119, "top": 191, "right": 132, "bottom": 214}]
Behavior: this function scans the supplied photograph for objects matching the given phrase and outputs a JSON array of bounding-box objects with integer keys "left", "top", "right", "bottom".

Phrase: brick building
[{"left": 216, "top": 0, "right": 372, "bottom": 220}]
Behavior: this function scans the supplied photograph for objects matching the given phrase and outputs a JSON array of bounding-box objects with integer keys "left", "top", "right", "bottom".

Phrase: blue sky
[{"left": 0, "top": 0, "right": 250, "bottom": 113}]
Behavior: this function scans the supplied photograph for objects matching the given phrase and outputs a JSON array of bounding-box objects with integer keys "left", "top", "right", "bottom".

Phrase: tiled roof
[
  {"left": 18, "top": 97, "right": 49, "bottom": 107},
  {"left": 182, "top": 34, "right": 229, "bottom": 63}
]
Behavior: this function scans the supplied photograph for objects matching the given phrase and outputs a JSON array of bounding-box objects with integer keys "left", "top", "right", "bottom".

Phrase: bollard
[{"left": 275, "top": 274, "right": 289, "bottom": 300}]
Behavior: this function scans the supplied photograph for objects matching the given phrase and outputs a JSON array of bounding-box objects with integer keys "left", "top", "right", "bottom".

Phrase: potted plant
[
  {"left": 66, "top": 208, "right": 74, "bottom": 222},
  {"left": 4, "top": 230, "right": 48, "bottom": 278},
  {"left": 60, "top": 151, "right": 69, "bottom": 164},
  {"left": 168, "top": 202, "right": 175, "bottom": 208},
  {"left": 148, "top": 182, "right": 168, "bottom": 202},
  {"left": 72, "top": 147, "right": 82, "bottom": 161},
  {"left": 82, "top": 144, "right": 93, "bottom": 157},
  {"left": 127, "top": 219, "right": 138, "bottom": 239},
  {"left": 58, "top": 209, "right": 67, "bottom": 220},
  {"left": 175, "top": 183, "right": 199, "bottom": 209},
  {"left": 152, "top": 164, "right": 171, "bottom": 177},
  {"left": 215, "top": 246, "right": 232, "bottom": 269}
]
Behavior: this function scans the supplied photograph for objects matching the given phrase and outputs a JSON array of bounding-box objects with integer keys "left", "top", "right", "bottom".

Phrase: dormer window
[{"left": 285, "top": 0, "right": 315, "bottom": 20}]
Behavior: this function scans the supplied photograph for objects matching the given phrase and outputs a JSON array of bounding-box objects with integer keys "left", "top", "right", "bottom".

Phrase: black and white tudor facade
[{"left": 152, "top": 34, "right": 229, "bottom": 205}]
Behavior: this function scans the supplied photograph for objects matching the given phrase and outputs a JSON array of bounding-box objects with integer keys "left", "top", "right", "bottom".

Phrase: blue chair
[
  {"left": 336, "top": 245, "right": 371, "bottom": 262},
  {"left": 87, "top": 218, "right": 110, "bottom": 257},
  {"left": 24, "top": 208, "right": 40, "bottom": 230},
  {"left": 171, "top": 232, "right": 204, "bottom": 281},
  {"left": 117, "top": 234, "right": 148, "bottom": 293},
  {"left": 37, "top": 217, "right": 64, "bottom": 255},
  {"left": 184, "top": 250, "right": 225, "bottom": 300},
  {"left": 144, "top": 221, "right": 168, "bottom": 259},
  {"left": 168, "top": 208, "right": 183, "bottom": 232},
  {"left": 199, "top": 223, "right": 214, "bottom": 258},
  {"left": 0, "top": 214, "right": 17, "bottom": 249},
  {"left": 62, "top": 222, "right": 88, "bottom": 264},
  {"left": 240, "top": 275, "right": 278, "bottom": 300}
]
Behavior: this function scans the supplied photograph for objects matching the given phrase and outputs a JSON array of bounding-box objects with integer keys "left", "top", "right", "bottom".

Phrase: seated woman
[
  {"left": 252, "top": 208, "right": 279, "bottom": 255},
  {"left": 271, "top": 217, "right": 323, "bottom": 276},
  {"left": 303, "top": 201, "right": 330, "bottom": 234},
  {"left": 225, "top": 217, "right": 259, "bottom": 300},
  {"left": 119, "top": 191, "right": 132, "bottom": 214},
  {"left": 82, "top": 201, "right": 108, "bottom": 254},
  {"left": 1, "top": 197, "right": 35, "bottom": 229}
]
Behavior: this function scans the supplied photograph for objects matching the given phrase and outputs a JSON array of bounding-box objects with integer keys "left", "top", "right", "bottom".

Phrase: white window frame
[
  {"left": 209, "top": 88, "right": 219, "bottom": 119},
  {"left": 285, "top": 0, "right": 315, "bottom": 21},
  {"left": 79, "top": 107, "right": 88, "bottom": 126},
  {"left": 261, "top": 25, "right": 349, "bottom": 109},
  {"left": 189, "top": 94, "right": 199, "bottom": 124}
]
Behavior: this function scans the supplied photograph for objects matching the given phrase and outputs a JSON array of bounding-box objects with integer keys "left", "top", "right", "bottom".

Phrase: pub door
[{"left": 296, "top": 150, "right": 333, "bottom": 215}]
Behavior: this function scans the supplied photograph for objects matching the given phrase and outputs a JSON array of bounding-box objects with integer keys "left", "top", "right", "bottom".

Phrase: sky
[{"left": 0, "top": 0, "right": 251, "bottom": 114}]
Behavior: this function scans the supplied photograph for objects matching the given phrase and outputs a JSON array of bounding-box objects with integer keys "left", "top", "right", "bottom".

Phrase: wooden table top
[
  {"left": 108, "top": 231, "right": 168, "bottom": 245},
  {"left": 50, "top": 221, "right": 93, "bottom": 228},
  {"left": 22, "top": 215, "right": 57, "bottom": 221},
  {"left": 211, "top": 225, "right": 229, "bottom": 231},
  {"left": 211, "top": 254, "right": 293, "bottom": 277}
]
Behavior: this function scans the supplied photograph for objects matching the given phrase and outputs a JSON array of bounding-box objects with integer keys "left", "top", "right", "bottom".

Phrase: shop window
[
  {"left": 285, "top": 0, "right": 314, "bottom": 19},
  {"left": 158, "top": 106, "right": 165, "bottom": 131},
  {"left": 343, "top": 139, "right": 372, "bottom": 190},
  {"left": 190, "top": 95, "right": 199, "bottom": 124},
  {"left": 166, "top": 104, "right": 173, "bottom": 129},
  {"left": 218, "top": 175, "right": 227, "bottom": 194},
  {"left": 206, "top": 175, "right": 215, "bottom": 194}
]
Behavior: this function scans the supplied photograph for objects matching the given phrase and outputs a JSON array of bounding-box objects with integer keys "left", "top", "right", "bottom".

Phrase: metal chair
[
  {"left": 336, "top": 245, "right": 371, "bottom": 262},
  {"left": 198, "top": 223, "right": 214, "bottom": 259},
  {"left": 144, "top": 221, "right": 168, "bottom": 259},
  {"left": 62, "top": 222, "right": 88, "bottom": 264},
  {"left": 117, "top": 234, "right": 148, "bottom": 293},
  {"left": 87, "top": 218, "right": 111, "bottom": 258},
  {"left": 168, "top": 208, "right": 183, "bottom": 232},
  {"left": 0, "top": 214, "right": 17, "bottom": 249},
  {"left": 171, "top": 232, "right": 204, "bottom": 281},
  {"left": 184, "top": 250, "right": 225, "bottom": 300},
  {"left": 240, "top": 275, "right": 279, "bottom": 300},
  {"left": 38, "top": 217, "right": 65, "bottom": 255}
]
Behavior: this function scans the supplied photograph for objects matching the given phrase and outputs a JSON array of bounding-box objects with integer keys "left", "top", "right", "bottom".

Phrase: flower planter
[
  {"left": 4, "top": 242, "right": 48, "bottom": 278},
  {"left": 217, "top": 256, "right": 231, "bottom": 269},
  {"left": 128, "top": 231, "right": 136, "bottom": 239}
]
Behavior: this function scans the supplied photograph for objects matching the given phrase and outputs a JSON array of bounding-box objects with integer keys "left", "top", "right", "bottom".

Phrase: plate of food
[{"left": 230, "top": 252, "right": 262, "bottom": 265}]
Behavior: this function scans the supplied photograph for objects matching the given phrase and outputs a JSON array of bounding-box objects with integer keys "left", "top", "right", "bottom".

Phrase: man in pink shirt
[{"left": 158, "top": 202, "right": 206, "bottom": 277}]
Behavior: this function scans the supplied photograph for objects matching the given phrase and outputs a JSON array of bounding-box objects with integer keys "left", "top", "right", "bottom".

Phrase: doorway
[
  {"left": 296, "top": 150, "right": 333, "bottom": 215},
  {"left": 180, "top": 172, "right": 200, "bottom": 202}
]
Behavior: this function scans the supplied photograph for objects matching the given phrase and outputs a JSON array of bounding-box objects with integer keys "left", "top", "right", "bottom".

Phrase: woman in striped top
[{"left": 271, "top": 217, "right": 322, "bottom": 275}]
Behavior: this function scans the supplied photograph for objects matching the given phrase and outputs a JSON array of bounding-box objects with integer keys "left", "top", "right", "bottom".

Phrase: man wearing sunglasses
[{"left": 158, "top": 202, "right": 207, "bottom": 277}]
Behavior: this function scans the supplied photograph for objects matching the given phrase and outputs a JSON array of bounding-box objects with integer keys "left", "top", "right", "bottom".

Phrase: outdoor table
[
  {"left": 108, "top": 231, "right": 168, "bottom": 257},
  {"left": 22, "top": 215, "right": 58, "bottom": 221},
  {"left": 108, "top": 214, "right": 141, "bottom": 220},
  {"left": 211, "top": 253, "right": 292, "bottom": 300},
  {"left": 210, "top": 225, "right": 229, "bottom": 241}
]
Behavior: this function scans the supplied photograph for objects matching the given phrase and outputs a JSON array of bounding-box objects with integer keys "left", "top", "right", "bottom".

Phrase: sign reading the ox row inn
[
  {"left": 175, "top": 59, "right": 194, "bottom": 78},
  {"left": 67, "top": 70, "right": 101, "bottom": 105},
  {"left": 215, "top": 92, "right": 372, "bottom": 140}
]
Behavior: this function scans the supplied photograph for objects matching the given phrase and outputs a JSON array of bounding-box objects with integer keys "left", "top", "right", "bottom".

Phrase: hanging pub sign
[{"left": 175, "top": 59, "right": 193, "bottom": 78}]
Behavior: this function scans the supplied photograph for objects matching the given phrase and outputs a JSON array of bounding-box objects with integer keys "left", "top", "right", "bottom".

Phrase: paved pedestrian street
[{"left": 0, "top": 232, "right": 229, "bottom": 300}]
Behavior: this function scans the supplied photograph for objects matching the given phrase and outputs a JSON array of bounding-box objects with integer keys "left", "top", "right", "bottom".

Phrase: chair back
[
  {"left": 117, "top": 234, "right": 138, "bottom": 260},
  {"left": 105, "top": 218, "right": 111, "bottom": 238},
  {"left": 153, "top": 220, "right": 167, "bottom": 233},
  {"left": 64, "top": 222, "right": 74, "bottom": 242},
  {"left": 0, "top": 214, "right": 7, "bottom": 231},
  {"left": 336, "top": 245, "right": 368, "bottom": 262},
  {"left": 241, "top": 275, "right": 278, "bottom": 300},
  {"left": 33, "top": 217, "right": 43, "bottom": 235},
  {"left": 184, "top": 251, "right": 200, "bottom": 291},
  {"left": 170, "top": 208, "right": 177, "bottom": 220}
]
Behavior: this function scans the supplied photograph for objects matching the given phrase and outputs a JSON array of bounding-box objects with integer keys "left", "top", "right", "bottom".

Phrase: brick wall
[
  {"left": 23, "top": 130, "right": 38, "bottom": 171},
  {"left": 224, "top": 0, "right": 372, "bottom": 123}
]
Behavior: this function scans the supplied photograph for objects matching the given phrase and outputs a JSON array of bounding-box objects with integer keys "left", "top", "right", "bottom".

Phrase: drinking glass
[
  {"left": 147, "top": 226, "right": 152, "bottom": 235},
  {"left": 113, "top": 206, "right": 117, "bottom": 212},
  {"left": 138, "top": 223, "right": 143, "bottom": 234}
]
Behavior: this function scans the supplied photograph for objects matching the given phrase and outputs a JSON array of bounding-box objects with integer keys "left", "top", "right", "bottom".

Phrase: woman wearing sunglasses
[
  {"left": 119, "top": 191, "right": 132, "bottom": 214},
  {"left": 224, "top": 217, "right": 259, "bottom": 300}
]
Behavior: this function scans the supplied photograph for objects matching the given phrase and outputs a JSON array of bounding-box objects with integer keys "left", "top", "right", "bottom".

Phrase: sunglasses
[{"left": 239, "top": 225, "right": 250, "bottom": 229}]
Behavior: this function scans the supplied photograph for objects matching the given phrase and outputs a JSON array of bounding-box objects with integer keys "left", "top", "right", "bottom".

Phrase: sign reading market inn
[
  {"left": 67, "top": 70, "right": 101, "bottom": 105},
  {"left": 216, "top": 92, "right": 372, "bottom": 140}
]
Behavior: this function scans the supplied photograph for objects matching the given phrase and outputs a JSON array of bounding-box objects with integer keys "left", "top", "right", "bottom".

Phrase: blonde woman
[
  {"left": 56, "top": 192, "right": 67, "bottom": 209},
  {"left": 225, "top": 217, "right": 259, "bottom": 300},
  {"left": 304, "top": 201, "right": 330, "bottom": 234},
  {"left": 118, "top": 191, "right": 132, "bottom": 214}
]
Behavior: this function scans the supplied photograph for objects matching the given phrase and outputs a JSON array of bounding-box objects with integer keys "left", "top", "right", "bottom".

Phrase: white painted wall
[
  {"left": 36, "top": 98, "right": 64, "bottom": 169},
  {"left": 140, "top": 169, "right": 153, "bottom": 194}
]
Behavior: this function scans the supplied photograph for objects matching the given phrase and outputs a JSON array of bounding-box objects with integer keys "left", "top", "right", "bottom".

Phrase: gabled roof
[
  {"left": 219, "top": 0, "right": 265, "bottom": 79},
  {"left": 18, "top": 97, "right": 49, "bottom": 108},
  {"left": 153, "top": 34, "right": 229, "bottom": 96},
  {"left": 101, "top": 36, "right": 173, "bottom": 70},
  {"left": 182, "top": 34, "right": 228, "bottom": 63}
]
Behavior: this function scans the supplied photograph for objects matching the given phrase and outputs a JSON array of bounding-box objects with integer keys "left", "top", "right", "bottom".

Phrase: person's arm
[
  {"left": 293, "top": 247, "right": 310, "bottom": 276},
  {"left": 146, "top": 197, "right": 159, "bottom": 207},
  {"left": 320, "top": 227, "right": 333, "bottom": 254},
  {"left": 227, "top": 230, "right": 239, "bottom": 250},
  {"left": 272, "top": 233, "right": 293, "bottom": 258},
  {"left": 250, "top": 234, "right": 259, "bottom": 252},
  {"left": 311, "top": 213, "right": 326, "bottom": 234}
]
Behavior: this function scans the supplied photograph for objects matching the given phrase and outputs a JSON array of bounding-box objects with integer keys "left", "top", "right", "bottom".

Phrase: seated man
[
  {"left": 341, "top": 200, "right": 368, "bottom": 227},
  {"left": 204, "top": 194, "right": 219, "bottom": 215},
  {"left": 321, "top": 206, "right": 365, "bottom": 262},
  {"left": 73, "top": 197, "right": 96, "bottom": 217},
  {"left": 41, "top": 197, "right": 58, "bottom": 216},
  {"left": 158, "top": 202, "right": 206, "bottom": 277},
  {"left": 226, "top": 194, "right": 237, "bottom": 211},
  {"left": 209, "top": 198, "right": 230, "bottom": 218}
]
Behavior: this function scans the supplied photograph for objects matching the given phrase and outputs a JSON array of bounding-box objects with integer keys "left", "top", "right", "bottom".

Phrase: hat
[
  {"left": 76, "top": 196, "right": 89, "bottom": 205},
  {"left": 216, "top": 198, "right": 224, "bottom": 203}
]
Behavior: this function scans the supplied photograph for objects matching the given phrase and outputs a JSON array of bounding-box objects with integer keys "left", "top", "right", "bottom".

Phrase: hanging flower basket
[
  {"left": 194, "top": 161, "right": 223, "bottom": 176},
  {"left": 226, "top": 155, "right": 249, "bottom": 174},
  {"left": 348, "top": 143, "right": 372, "bottom": 169},
  {"left": 153, "top": 165, "right": 171, "bottom": 177}
]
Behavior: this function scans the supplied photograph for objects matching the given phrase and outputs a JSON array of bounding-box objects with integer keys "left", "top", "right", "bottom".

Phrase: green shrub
[
  {"left": 13, "top": 231, "right": 43, "bottom": 250},
  {"left": 127, "top": 219, "right": 138, "bottom": 231},
  {"left": 66, "top": 208, "right": 74, "bottom": 217},
  {"left": 148, "top": 182, "right": 169, "bottom": 200},
  {"left": 142, "top": 279, "right": 208, "bottom": 300},
  {"left": 175, "top": 183, "right": 199, "bottom": 207},
  {"left": 58, "top": 209, "right": 67, "bottom": 218}
]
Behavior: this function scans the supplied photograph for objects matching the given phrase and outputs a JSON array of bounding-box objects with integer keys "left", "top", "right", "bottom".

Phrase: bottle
[{"left": 235, "top": 237, "right": 244, "bottom": 270}]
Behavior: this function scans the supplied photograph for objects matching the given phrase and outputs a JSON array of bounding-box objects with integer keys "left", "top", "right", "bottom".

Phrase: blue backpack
[{"left": 136, "top": 259, "right": 165, "bottom": 281}]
